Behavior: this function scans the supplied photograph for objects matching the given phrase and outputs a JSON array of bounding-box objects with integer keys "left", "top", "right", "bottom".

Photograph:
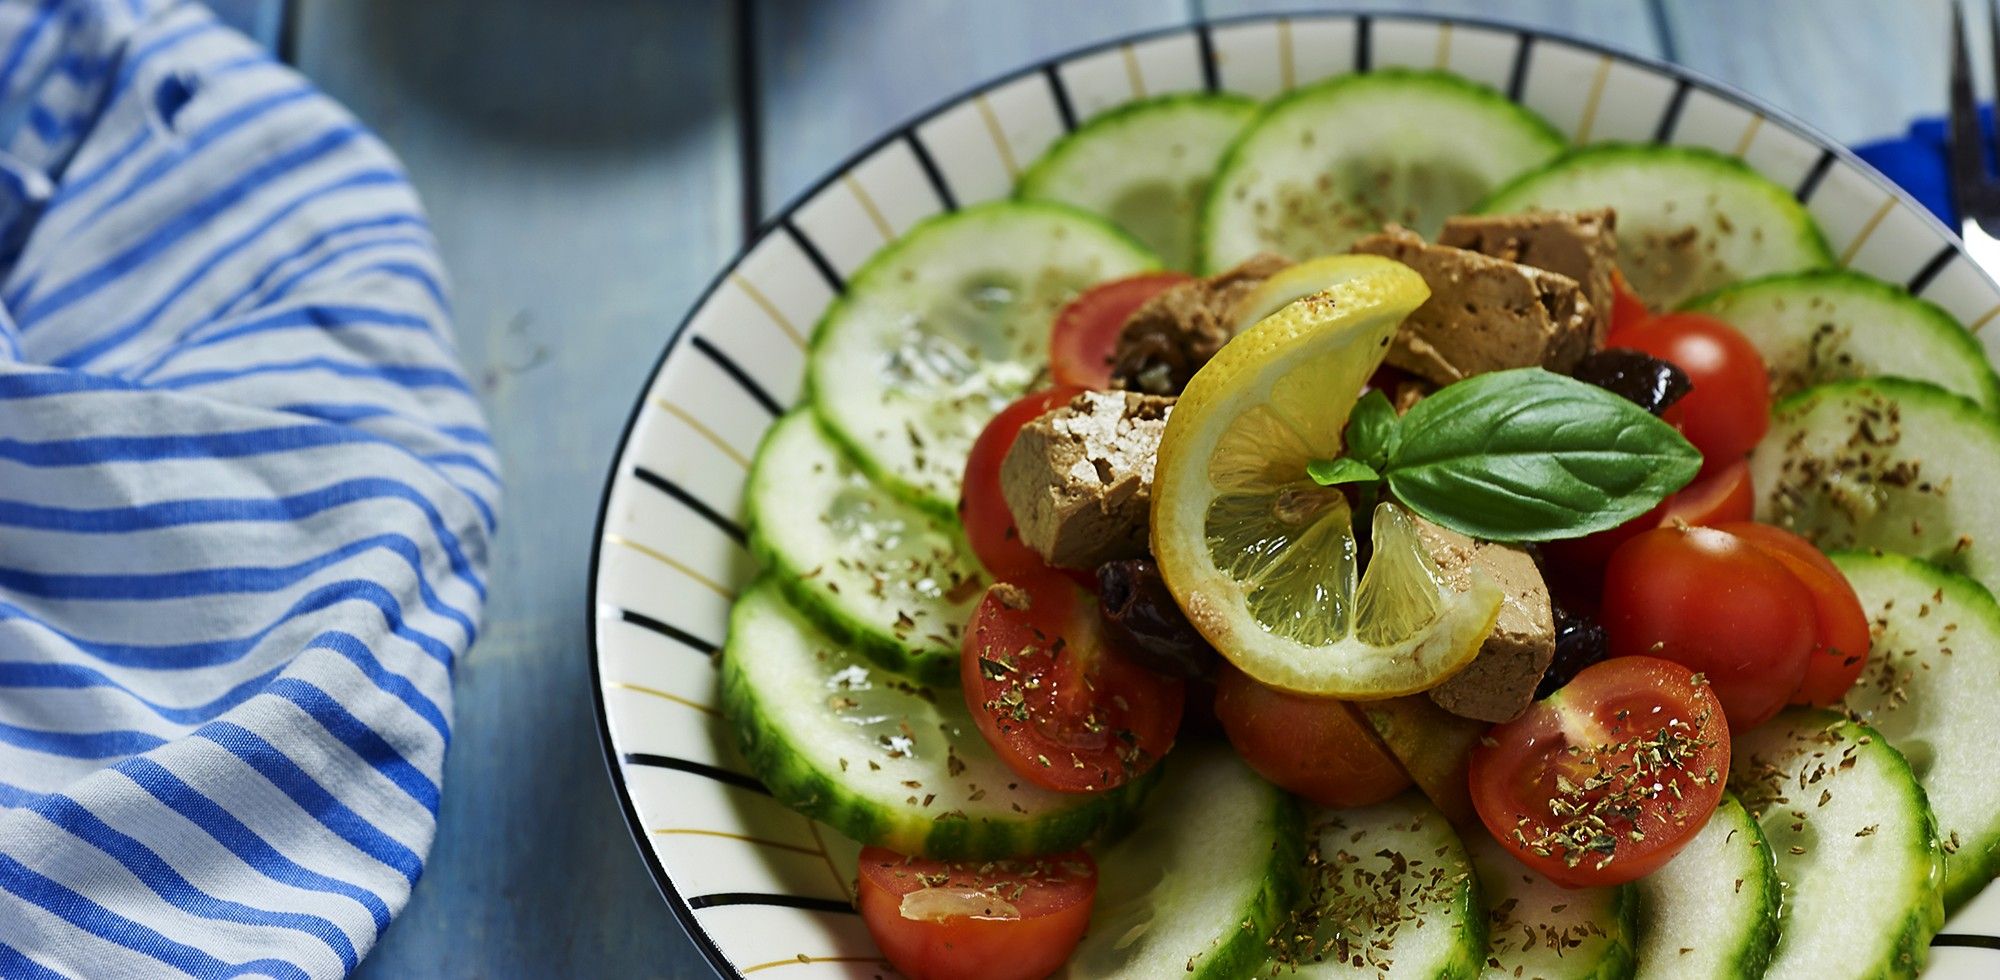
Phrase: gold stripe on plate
[
  {"left": 1838, "top": 196, "right": 1898, "bottom": 267},
  {"left": 803, "top": 818, "right": 851, "bottom": 904},
  {"left": 653, "top": 398, "right": 751, "bottom": 469},
  {"left": 651, "top": 828, "right": 822, "bottom": 856},
  {"left": 1574, "top": 55, "right": 1613, "bottom": 144},
  {"left": 608, "top": 681, "right": 719, "bottom": 717},
  {"left": 728, "top": 274, "right": 806, "bottom": 349},
  {"left": 1733, "top": 113, "right": 1766, "bottom": 157},
  {"left": 602, "top": 533, "right": 734, "bottom": 599},
  {"left": 973, "top": 94, "right": 1020, "bottom": 178},
  {"left": 1434, "top": 22, "right": 1453, "bottom": 69},
  {"left": 742, "top": 956, "right": 889, "bottom": 974},
  {"left": 1277, "top": 19, "right": 1296, "bottom": 91},
  {"left": 1121, "top": 43, "right": 1148, "bottom": 98},
  {"left": 840, "top": 173, "right": 895, "bottom": 243},
  {"left": 1969, "top": 303, "right": 2000, "bottom": 333}
]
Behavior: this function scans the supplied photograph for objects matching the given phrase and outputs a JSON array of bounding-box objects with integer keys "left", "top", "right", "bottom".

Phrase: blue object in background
[{"left": 1855, "top": 109, "right": 1982, "bottom": 226}]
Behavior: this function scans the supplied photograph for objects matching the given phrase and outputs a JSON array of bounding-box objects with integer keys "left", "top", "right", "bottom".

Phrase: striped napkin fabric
[{"left": 0, "top": 2, "right": 494, "bottom": 977}]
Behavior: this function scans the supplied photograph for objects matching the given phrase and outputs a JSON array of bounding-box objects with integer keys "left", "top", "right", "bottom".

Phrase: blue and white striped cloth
[{"left": 0, "top": 1, "right": 494, "bottom": 976}]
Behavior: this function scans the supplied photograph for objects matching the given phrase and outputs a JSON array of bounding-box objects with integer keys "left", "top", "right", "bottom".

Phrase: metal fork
[{"left": 1949, "top": 0, "right": 2000, "bottom": 273}]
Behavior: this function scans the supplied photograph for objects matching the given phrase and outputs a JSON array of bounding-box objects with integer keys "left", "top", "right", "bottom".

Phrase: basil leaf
[
  {"left": 1307, "top": 457, "right": 1381, "bottom": 486},
  {"left": 1343, "top": 389, "right": 1400, "bottom": 469},
  {"left": 1384, "top": 368, "right": 1701, "bottom": 542}
]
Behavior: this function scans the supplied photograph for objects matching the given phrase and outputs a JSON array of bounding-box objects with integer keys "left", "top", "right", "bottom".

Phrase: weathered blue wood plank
[
  {"left": 292, "top": 1, "right": 739, "bottom": 977},
  {"left": 1196, "top": 0, "right": 1667, "bottom": 57},
  {"left": 753, "top": 0, "right": 1190, "bottom": 215},
  {"left": 1656, "top": 0, "right": 1945, "bottom": 144}
]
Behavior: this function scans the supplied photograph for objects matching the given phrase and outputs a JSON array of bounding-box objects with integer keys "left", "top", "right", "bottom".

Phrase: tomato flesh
[
  {"left": 1606, "top": 312, "right": 1770, "bottom": 469},
  {"left": 1213, "top": 664, "right": 1411, "bottom": 808},
  {"left": 1601, "top": 525, "right": 1816, "bottom": 730},
  {"left": 960, "top": 387, "right": 1085, "bottom": 581},
  {"left": 1049, "top": 273, "right": 1190, "bottom": 389},
  {"left": 1469, "top": 656, "right": 1730, "bottom": 888},
  {"left": 857, "top": 846, "right": 1096, "bottom": 980},
  {"left": 1541, "top": 457, "right": 1753, "bottom": 573},
  {"left": 1610, "top": 268, "right": 1650, "bottom": 334},
  {"left": 962, "top": 575, "right": 1183, "bottom": 791},
  {"left": 1715, "top": 522, "right": 1872, "bottom": 706}
]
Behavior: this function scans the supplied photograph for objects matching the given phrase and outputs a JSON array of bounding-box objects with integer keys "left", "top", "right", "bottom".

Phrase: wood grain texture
[
  {"left": 1656, "top": 0, "right": 1948, "bottom": 144},
  {"left": 291, "top": 1, "right": 739, "bottom": 977},
  {"left": 1196, "top": 0, "right": 1667, "bottom": 56},
  {"left": 753, "top": 0, "right": 1189, "bottom": 215}
]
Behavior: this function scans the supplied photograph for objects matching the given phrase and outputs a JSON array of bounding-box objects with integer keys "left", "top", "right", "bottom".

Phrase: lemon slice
[{"left": 1151, "top": 255, "right": 1503, "bottom": 697}]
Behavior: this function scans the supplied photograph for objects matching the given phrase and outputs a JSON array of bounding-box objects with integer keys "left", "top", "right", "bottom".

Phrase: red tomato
[
  {"left": 1469, "top": 656, "right": 1730, "bottom": 888},
  {"left": 1049, "top": 273, "right": 1190, "bottom": 389},
  {"left": 1600, "top": 525, "right": 1816, "bottom": 730},
  {"left": 960, "top": 387, "right": 1084, "bottom": 581},
  {"left": 1541, "top": 458, "right": 1754, "bottom": 572},
  {"left": 1715, "top": 522, "right": 1872, "bottom": 706},
  {"left": 1610, "top": 267, "right": 1651, "bottom": 334},
  {"left": 1212, "top": 664, "right": 1411, "bottom": 808},
  {"left": 1606, "top": 312, "right": 1770, "bottom": 468},
  {"left": 962, "top": 575, "right": 1183, "bottom": 791},
  {"left": 857, "top": 846, "right": 1096, "bottom": 980}
]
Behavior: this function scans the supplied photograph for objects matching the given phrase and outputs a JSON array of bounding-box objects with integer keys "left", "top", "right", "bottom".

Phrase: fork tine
[
  {"left": 1986, "top": 0, "right": 2000, "bottom": 168},
  {"left": 1950, "top": 0, "right": 1989, "bottom": 222}
]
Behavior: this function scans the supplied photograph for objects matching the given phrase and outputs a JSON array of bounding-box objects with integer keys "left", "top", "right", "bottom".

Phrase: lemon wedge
[{"left": 1151, "top": 255, "right": 1503, "bottom": 698}]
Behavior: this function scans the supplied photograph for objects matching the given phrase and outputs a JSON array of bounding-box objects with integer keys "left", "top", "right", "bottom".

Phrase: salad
[{"left": 717, "top": 68, "right": 2000, "bottom": 979}]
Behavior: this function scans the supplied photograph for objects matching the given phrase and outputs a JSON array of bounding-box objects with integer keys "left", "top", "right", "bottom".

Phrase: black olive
[
  {"left": 1535, "top": 602, "right": 1610, "bottom": 699},
  {"left": 1570, "top": 348, "right": 1693, "bottom": 417},
  {"left": 1096, "top": 558, "right": 1216, "bottom": 679}
]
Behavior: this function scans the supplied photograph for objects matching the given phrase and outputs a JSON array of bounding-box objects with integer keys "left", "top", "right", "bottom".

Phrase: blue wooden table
[{"left": 209, "top": 0, "right": 1964, "bottom": 975}]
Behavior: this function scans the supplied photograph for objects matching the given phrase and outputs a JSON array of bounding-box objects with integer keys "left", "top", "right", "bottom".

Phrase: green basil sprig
[{"left": 1309, "top": 368, "right": 1701, "bottom": 542}]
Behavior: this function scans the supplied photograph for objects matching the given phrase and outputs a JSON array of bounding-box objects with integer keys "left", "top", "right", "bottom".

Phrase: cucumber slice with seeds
[
  {"left": 810, "top": 201, "right": 1159, "bottom": 516},
  {"left": 1633, "top": 793, "right": 1779, "bottom": 979},
  {"left": 1751, "top": 377, "right": 2000, "bottom": 599},
  {"left": 1066, "top": 743, "right": 1301, "bottom": 979},
  {"left": 746, "top": 410, "right": 983, "bottom": 686},
  {"left": 1831, "top": 551, "right": 2000, "bottom": 910},
  {"left": 1468, "top": 832, "right": 1635, "bottom": 980},
  {"left": 720, "top": 581, "right": 1154, "bottom": 859},
  {"left": 1201, "top": 68, "right": 1564, "bottom": 273},
  {"left": 1480, "top": 144, "right": 1833, "bottom": 309},
  {"left": 1018, "top": 93, "right": 1257, "bottom": 271},
  {"left": 1730, "top": 709, "right": 1943, "bottom": 980},
  {"left": 1264, "top": 792, "right": 1485, "bottom": 979},
  {"left": 1683, "top": 270, "right": 2000, "bottom": 411}
]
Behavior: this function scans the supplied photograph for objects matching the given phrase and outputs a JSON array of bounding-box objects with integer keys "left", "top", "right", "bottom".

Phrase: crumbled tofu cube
[
  {"left": 1412, "top": 515, "right": 1557, "bottom": 723},
  {"left": 1109, "top": 253, "right": 1290, "bottom": 395},
  {"left": 1352, "top": 225, "right": 1597, "bottom": 386},
  {"left": 998, "top": 390, "right": 1174, "bottom": 569},
  {"left": 1441, "top": 208, "right": 1620, "bottom": 352}
]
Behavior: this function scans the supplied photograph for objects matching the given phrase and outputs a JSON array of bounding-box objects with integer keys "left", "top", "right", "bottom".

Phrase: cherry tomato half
[
  {"left": 1469, "top": 656, "right": 1730, "bottom": 888},
  {"left": 962, "top": 575, "right": 1183, "bottom": 792},
  {"left": 1049, "top": 273, "right": 1190, "bottom": 389},
  {"left": 960, "top": 387, "right": 1085, "bottom": 581},
  {"left": 1212, "top": 664, "right": 1411, "bottom": 808},
  {"left": 1610, "top": 267, "right": 1652, "bottom": 334},
  {"left": 1601, "top": 525, "right": 1816, "bottom": 730},
  {"left": 1542, "top": 457, "right": 1754, "bottom": 573},
  {"left": 857, "top": 846, "right": 1096, "bottom": 980},
  {"left": 1606, "top": 312, "right": 1770, "bottom": 469},
  {"left": 1715, "top": 522, "right": 1872, "bottom": 707}
]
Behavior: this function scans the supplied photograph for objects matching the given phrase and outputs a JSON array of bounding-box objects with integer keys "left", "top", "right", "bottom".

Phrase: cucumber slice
[
  {"left": 1467, "top": 832, "right": 1635, "bottom": 980},
  {"left": 1830, "top": 551, "right": 2000, "bottom": 910},
  {"left": 1633, "top": 794, "right": 1779, "bottom": 979},
  {"left": 720, "top": 581, "right": 1154, "bottom": 859},
  {"left": 1065, "top": 743, "right": 1301, "bottom": 979},
  {"left": 1480, "top": 144, "right": 1833, "bottom": 309},
  {"left": 1018, "top": 93, "right": 1257, "bottom": 271},
  {"left": 1751, "top": 378, "right": 2000, "bottom": 599},
  {"left": 1730, "top": 709, "right": 1944, "bottom": 980},
  {"left": 1683, "top": 270, "right": 2000, "bottom": 411},
  {"left": 1264, "top": 792, "right": 1485, "bottom": 979},
  {"left": 745, "top": 410, "right": 983, "bottom": 686},
  {"left": 1200, "top": 68, "right": 1564, "bottom": 273},
  {"left": 809, "top": 201, "right": 1158, "bottom": 515}
]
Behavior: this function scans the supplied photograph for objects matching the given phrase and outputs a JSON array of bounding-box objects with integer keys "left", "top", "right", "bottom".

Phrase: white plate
[{"left": 588, "top": 13, "right": 2000, "bottom": 978}]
